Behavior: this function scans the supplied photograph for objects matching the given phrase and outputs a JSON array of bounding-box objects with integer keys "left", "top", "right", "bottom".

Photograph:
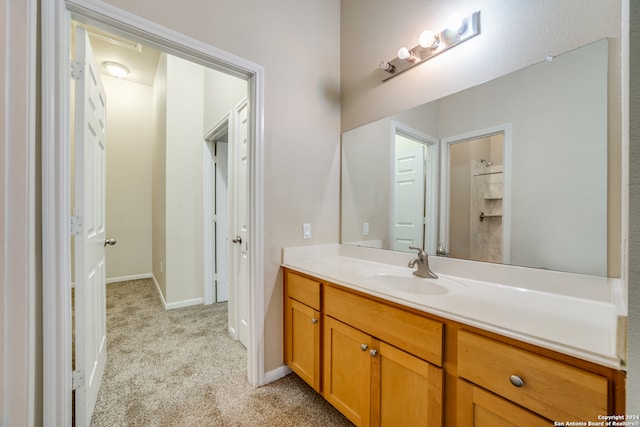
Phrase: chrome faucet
[{"left": 408, "top": 246, "right": 438, "bottom": 279}]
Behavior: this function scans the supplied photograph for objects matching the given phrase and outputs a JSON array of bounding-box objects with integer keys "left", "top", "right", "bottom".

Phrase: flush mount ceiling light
[
  {"left": 103, "top": 61, "right": 130, "bottom": 78},
  {"left": 379, "top": 10, "right": 481, "bottom": 82}
]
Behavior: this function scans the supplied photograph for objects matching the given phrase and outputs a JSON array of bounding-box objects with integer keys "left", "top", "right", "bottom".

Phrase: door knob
[
  {"left": 104, "top": 238, "right": 117, "bottom": 246},
  {"left": 232, "top": 236, "right": 242, "bottom": 244}
]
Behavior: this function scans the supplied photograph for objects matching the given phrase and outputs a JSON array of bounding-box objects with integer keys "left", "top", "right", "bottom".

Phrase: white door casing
[{"left": 73, "top": 26, "right": 108, "bottom": 427}]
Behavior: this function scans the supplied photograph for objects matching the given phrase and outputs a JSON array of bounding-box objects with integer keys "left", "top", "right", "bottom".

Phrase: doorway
[
  {"left": 71, "top": 21, "right": 251, "bottom": 423},
  {"left": 204, "top": 102, "right": 251, "bottom": 350},
  {"left": 441, "top": 125, "right": 512, "bottom": 264},
  {"left": 389, "top": 122, "right": 439, "bottom": 255},
  {"left": 42, "top": 2, "right": 266, "bottom": 425}
]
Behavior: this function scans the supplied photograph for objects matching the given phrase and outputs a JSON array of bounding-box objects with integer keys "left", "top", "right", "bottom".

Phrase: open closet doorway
[{"left": 41, "top": 1, "right": 266, "bottom": 424}]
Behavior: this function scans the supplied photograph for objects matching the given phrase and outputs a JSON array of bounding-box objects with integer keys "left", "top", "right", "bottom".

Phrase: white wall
[
  {"left": 341, "top": 118, "right": 392, "bottom": 247},
  {"left": 103, "top": 76, "right": 154, "bottom": 280},
  {"left": 164, "top": 55, "right": 206, "bottom": 304},
  {"left": 203, "top": 69, "right": 247, "bottom": 134}
]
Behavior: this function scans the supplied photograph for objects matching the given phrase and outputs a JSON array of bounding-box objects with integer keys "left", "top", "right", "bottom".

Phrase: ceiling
[{"left": 75, "top": 23, "right": 161, "bottom": 87}]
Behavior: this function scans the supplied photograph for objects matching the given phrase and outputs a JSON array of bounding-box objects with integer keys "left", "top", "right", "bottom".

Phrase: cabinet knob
[
  {"left": 360, "top": 344, "right": 368, "bottom": 351},
  {"left": 369, "top": 349, "right": 378, "bottom": 357},
  {"left": 311, "top": 318, "right": 318, "bottom": 324},
  {"left": 509, "top": 374, "right": 524, "bottom": 387}
]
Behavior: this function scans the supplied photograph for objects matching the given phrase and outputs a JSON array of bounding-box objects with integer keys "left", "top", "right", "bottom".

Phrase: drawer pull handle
[
  {"left": 311, "top": 318, "right": 318, "bottom": 324},
  {"left": 369, "top": 349, "right": 378, "bottom": 357},
  {"left": 509, "top": 375, "right": 524, "bottom": 387},
  {"left": 360, "top": 344, "right": 368, "bottom": 351}
]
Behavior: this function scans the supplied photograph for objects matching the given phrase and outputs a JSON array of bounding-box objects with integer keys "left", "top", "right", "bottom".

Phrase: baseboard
[
  {"left": 106, "top": 273, "right": 153, "bottom": 284},
  {"left": 263, "top": 365, "right": 292, "bottom": 385},
  {"left": 150, "top": 275, "right": 204, "bottom": 310},
  {"left": 165, "top": 298, "right": 204, "bottom": 310}
]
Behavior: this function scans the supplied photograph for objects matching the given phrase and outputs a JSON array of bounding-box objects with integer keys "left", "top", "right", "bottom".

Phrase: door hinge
[
  {"left": 71, "top": 215, "right": 83, "bottom": 235},
  {"left": 70, "top": 60, "right": 83, "bottom": 80},
  {"left": 212, "top": 214, "right": 217, "bottom": 222},
  {"left": 72, "top": 370, "right": 84, "bottom": 390}
]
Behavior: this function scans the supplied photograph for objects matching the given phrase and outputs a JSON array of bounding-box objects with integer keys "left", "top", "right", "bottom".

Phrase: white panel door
[
  {"left": 392, "top": 145, "right": 425, "bottom": 252},
  {"left": 73, "top": 26, "right": 108, "bottom": 427},
  {"left": 235, "top": 100, "right": 250, "bottom": 348}
]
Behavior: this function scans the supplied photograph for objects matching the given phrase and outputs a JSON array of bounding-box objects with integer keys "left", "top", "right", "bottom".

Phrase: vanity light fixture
[
  {"left": 380, "top": 10, "right": 480, "bottom": 81},
  {"left": 103, "top": 61, "right": 130, "bottom": 78}
]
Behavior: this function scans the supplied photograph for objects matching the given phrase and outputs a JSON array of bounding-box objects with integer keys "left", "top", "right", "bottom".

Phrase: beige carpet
[{"left": 91, "top": 279, "right": 352, "bottom": 426}]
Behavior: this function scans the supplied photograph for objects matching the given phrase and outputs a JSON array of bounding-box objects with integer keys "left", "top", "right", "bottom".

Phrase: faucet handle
[{"left": 409, "top": 246, "right": 426, "bottom": 259}]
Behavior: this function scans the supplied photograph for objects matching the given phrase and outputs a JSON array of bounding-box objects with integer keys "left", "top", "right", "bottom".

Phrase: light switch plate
[
  {"left": 363, "top": 222, "right": 369, "bottom": 236},
  {"left": 303, "top": 223, "right": 311, "bottom": 240}
]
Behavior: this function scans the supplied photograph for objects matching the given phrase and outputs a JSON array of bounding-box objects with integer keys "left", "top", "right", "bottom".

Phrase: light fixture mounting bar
[{"left": 381, "top": 11, "right": 480, "bottom": 82}]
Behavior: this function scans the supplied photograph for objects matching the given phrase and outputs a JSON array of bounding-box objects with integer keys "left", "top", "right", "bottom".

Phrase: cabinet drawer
[
  {"left": 285, "top": 269, "right": 321, "bottom": 310},
  {"left": 457, "top": 330, "right": 608, "bottom": 422},
  {"left": 325, "top": 284, "right": 443, "bottom": 366}
]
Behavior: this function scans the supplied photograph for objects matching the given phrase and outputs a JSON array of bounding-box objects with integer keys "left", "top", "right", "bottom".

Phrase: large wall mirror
[{"left": 341, "top": 38, "right": 608, "bottom": 277}]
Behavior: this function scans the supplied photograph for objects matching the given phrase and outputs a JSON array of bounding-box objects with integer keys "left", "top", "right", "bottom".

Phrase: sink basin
[{"left": 367, "top": 273, "right": 450, "bottom": 295}]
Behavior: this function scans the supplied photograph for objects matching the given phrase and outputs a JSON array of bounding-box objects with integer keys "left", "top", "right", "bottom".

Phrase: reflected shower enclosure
[{"left": 448, "top": 133, "right": 504, "bottom": 263}]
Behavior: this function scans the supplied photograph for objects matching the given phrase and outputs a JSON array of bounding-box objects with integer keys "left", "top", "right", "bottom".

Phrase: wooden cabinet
[
  {"left": 323, "top": 316, "right": 373, "bottom": 425},
  {"left": 283, "top": 270, "right": 322, "bottom": 391},
  {"left": 375, "top": 340, "right": 443, "bottom": 426},
  {"left": 323, "top": 284, "right": 443, "bottom": 427},
  {"left": 457, "top": 378, "right": 552, "bottom": 426},
  {"left": 457, "top": 330, "right": 609, "bottom": 424},
  {"left": 282, "top": 268, "right": 625, "bottom": 427}
]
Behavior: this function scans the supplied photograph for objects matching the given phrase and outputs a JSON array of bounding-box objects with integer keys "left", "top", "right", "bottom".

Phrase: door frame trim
[
  {"left": 41, "top": 1, "right": 265, "bottom": 424},
  {"left": 203, "top": 111, "right": 232, "bottom": 306}
]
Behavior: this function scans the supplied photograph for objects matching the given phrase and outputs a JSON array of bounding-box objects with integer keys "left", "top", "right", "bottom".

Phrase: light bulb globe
[
  {"left": 397, "top": 47, "right": 411, "bottom": 60},
  {"left": 419, "top": 30, "right": 436, "bottom": 48}
]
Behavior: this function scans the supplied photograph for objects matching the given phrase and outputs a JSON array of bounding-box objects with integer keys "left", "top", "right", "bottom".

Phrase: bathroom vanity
[{"left": 282, "top": 244, "right": 626, "bottom": 427}]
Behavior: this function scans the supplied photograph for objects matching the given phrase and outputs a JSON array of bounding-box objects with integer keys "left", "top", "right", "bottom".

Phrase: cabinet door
[
  {"left": 457, "top": 379, "right": 553, "bottom": 427},
  {"left": 324, "top": 316, "right": 373, "bottom": 427},
  {"left": 374, "top": 342, "right": 443, "bottom": 427},
  {"left": 284, "top": 297, "right": 321, "bottom": 391}
]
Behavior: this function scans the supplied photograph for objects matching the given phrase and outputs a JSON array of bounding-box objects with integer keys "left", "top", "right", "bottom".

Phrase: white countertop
[{"left": 282, "top": 244, "right": 626, "bottom": 369}]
